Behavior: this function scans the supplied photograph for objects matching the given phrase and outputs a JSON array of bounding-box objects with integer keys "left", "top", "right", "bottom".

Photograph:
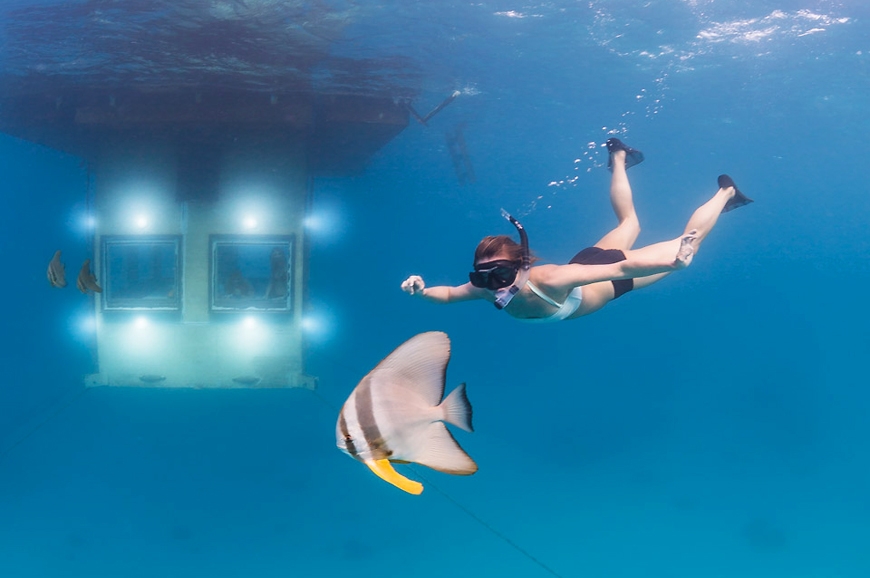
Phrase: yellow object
[{"left": 365, "top": 459, "right": 423, "bottom": 495}]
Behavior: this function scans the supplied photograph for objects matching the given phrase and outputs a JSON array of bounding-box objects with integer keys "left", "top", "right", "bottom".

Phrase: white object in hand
[{"left": 401, "top": 275, "right": 425, "bottom": 296}]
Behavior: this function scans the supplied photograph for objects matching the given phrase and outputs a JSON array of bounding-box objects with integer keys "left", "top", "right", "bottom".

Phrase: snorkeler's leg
[
  {"left": 623, "top": 237, "right": 683, "bottom": 272},
  {"left": 631, "top": 271, "right": 671, "bottom": 290},
  {"left": 628, "top": 182, "right": 737, "bottom": 268},
  {"left": 575, "top": 251, "right": 687, "bottom": 315},
  {"left": 633, "top": 176, "right": 741, "bottom": 259},
  {"left": 593, "top": 149, "right": 641, "bottom": 251},
  {"left": 679, "top": 183, "right": 736, "bottom": 244}
]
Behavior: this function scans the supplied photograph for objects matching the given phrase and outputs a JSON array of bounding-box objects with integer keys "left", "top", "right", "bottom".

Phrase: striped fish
[
  {"left": 47, "top": 250, "right": 67, "bottom": 288},
  {"left": 336, "top": 331, "right": 476, "bottom": 495},
  {"left": 76, "top": 259, "right": 103, "bottom": 294}
]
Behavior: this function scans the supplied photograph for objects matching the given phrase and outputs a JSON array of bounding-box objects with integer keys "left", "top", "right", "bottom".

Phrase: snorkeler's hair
[{"left": 473, "top": 235, "right": 538, "bottom": 266}]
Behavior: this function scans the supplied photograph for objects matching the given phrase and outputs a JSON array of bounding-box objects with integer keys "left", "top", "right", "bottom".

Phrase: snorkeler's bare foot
[{"left": 674, "top": 229, "right": 698, "bottom": 269}]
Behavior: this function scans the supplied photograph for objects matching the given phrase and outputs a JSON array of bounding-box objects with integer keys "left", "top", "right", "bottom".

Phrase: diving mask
[{"left": 469, "top": 259, "right": 520, "bottom": 290}]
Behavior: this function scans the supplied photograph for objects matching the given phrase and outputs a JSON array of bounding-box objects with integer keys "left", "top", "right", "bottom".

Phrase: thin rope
[
  {"left": 306, "top": 386, "right": 564, "bottom": 578},
  {"left": 411, "top": 466, "right": 565, "bottom": 578}
]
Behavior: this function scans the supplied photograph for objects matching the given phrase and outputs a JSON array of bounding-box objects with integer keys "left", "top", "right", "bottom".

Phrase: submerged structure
[{"left": 0, "top": 1, "right": 420, "bottom": 389}]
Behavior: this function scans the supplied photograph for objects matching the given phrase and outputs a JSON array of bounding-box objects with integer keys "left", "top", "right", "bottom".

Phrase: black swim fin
[
  {"left": 606, "top": 138, "right": 644, "bottom": 172},
  {"left": 718, "top": 174, "right": 753, "bottom": 213}
]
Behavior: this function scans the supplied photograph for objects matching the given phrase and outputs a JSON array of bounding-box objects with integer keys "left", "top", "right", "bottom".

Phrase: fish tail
[{"left": 440, "top": 382, "right": 473, "bottom": 432}]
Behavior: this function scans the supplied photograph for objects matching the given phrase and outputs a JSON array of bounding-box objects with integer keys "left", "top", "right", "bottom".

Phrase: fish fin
[
  {"left": 409, "top": 422, "right": 477, "bottom": 476},
  {"left": 365, "top": 459, "right": 423, "bottom": 495},
  {"left": 372, "top": 331, "right": 449, "bottom": 406},
  {"left": 440, "top": 382, "right": 473, "bottom": 432},
  {"left": 93, "top": 282, "right": 103, "bottom": 293}
]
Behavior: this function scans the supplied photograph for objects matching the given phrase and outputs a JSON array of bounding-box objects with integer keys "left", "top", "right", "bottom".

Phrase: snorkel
[{"left": 492, "top": 209, "right": 530, "bottom": 310}]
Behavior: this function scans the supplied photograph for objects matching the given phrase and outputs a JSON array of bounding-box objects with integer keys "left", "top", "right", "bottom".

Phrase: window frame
[
  {"left": 208, "top": 234, "right": 295, "bottom": 313},
  {"left": 101, "top": 235, "right": 183, "bottom": 311}
]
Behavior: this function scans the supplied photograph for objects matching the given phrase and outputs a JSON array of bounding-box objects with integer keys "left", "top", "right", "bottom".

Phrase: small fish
[
  {"left": 76, "top": 259, "right": 102, "bottom": 294},
  {"left": 139, "top": 374, "right": 166, "bottom": 383},
  {"left": 232, "top": 375, "right": 262, "bottom": 386},
  {"left": 47, "top": 250, "right": 66, "bottom": 288},
  {"left": 336, "top": 331, "right": 476, "bottom": 495}
]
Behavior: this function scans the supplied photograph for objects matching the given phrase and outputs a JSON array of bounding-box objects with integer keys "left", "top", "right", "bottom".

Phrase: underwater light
[
  {"left": 76, "top": 213, "right": 97, "bottom": 232},
  {"left": 79, "top": 315, "right": 96, "bottom": 334},
  {"left": 70, "top": 314, "right": 96, "bottom": 340},
  {"left": 123, "top": 315, "right": 160, "bottom": 355},
  {"left": 301, "top": 315, "right": 319, "bottom": 333},
  {"left": 233, "top": 315, "right": 270, "bottom": 354},
  {"left": 301, "top": 313, "right": 333, "bottom": 342},
  {"left": 135, "top": 214, "right": 149, "bottom": 230},
  {"left": 303, "top": 209, "right": 341, "bottom": 241},
  {"left": 242, "top": 215, "right": 259, "bottom": 230},
  {"left": 303, "top": 213, "right": 325, "bottom": 231}
]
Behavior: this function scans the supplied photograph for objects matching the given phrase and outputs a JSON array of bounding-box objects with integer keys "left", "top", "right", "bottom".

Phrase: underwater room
[{"left": 1, "top": 1, "right": 869, "bottom": 577}]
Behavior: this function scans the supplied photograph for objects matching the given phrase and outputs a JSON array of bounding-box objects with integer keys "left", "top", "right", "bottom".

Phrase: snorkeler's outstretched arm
[{"left": 401, "top": 275, "right": 486, "bottom": 303}]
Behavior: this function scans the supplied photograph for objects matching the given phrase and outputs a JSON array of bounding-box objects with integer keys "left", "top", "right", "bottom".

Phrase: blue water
[{"left": 2, "top": 1, "right": 870, "bottom": 577}]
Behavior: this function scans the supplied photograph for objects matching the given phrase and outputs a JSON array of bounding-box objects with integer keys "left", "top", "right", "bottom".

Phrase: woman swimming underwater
[{"left": 400, "top": 138, "right": 752, "bottom": 323}]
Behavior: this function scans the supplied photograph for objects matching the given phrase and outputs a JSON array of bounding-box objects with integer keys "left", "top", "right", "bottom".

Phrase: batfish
[
  {"left": 76, "top": 259, "right": 102, "bottom": 294},
  {"left": 336, "top": 331, "right": 476, "bottom": 495},
  {"left": 47, "top": 250, "right": 66, "bottom": 288}
]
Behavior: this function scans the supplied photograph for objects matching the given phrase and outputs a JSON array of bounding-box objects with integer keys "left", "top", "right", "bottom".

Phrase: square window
[
  {"left": 210, "top": 235, "right": 294, "bottom": 312},
  {"left": 102, "top": 236, "right": 182, "bottom": 310}
]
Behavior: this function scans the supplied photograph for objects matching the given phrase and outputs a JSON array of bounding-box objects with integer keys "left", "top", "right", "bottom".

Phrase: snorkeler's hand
[
  {"left": 401, "top": 275, "right": 426, "bottom": 296},
  {"left": 674, "top": 229, "right": 698, "bottom": 269}
]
